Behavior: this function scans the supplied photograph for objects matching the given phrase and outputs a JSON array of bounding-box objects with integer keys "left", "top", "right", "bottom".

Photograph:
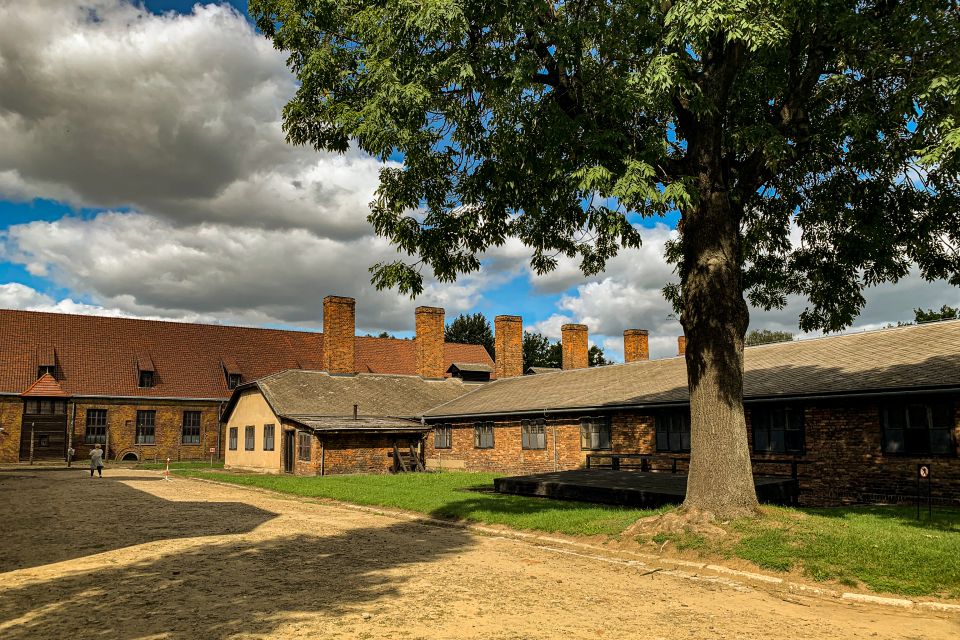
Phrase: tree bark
[{"left": 679, "top": 139, "right": 759, "bottom": 520}]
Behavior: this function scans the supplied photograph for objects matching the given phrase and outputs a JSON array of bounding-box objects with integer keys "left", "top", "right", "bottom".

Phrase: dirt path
[{"left": 1, "top": 468, "right": 957, "bottom": 639}]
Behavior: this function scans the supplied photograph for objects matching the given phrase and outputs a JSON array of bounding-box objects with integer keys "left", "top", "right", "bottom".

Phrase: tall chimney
[
  {"left": 415, "top": 306, "right": 446, "bottom": 378},
  {"left": 494, "top": 315, "right": 523, "bottom": 378},
  {"left": 623, "top": 329, "right": 649, "bottom": 363},
  {"left": 677, "top": 335, "right": 686, "bottom": 356},
  {"left": 561, "top": 324, "right": 589, "bottom": 370},
  {"left": 323, "top": 295, "right": 355, "bottom": 374}
]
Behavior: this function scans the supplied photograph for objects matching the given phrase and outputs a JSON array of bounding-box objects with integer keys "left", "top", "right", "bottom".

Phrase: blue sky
[{"left": 0, "top": 1, "right": 955, "bottom": 360}]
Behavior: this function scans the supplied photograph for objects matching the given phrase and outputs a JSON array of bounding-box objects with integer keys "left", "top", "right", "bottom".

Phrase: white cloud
[{"left": 0, "top": 282, "right": 213, "bottom": 321}]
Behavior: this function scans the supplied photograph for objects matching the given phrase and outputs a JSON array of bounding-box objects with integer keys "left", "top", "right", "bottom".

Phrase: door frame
[{"left": 282, "top": 430, "right": 295, "bottom": 473}]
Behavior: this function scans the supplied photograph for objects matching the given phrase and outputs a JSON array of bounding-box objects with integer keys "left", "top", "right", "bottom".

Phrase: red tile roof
[
  {"left": 0, "top": 309, "right": 494, "bottom": 399},
  {"left": 21, "top": 373, "right": 70, "bottom": 398}
]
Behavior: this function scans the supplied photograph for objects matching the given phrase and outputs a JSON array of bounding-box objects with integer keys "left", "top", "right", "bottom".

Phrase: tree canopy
[
  {"left": 914, "top": 304, "right": 960, "bottom": 323},
  {"left": 522, "top": 330, "right": 608, "bottom": 369},
  {"left": 445, "top": 312, "right": 495, "bottom": 358},
  {"left": 744, "top": 328, "right": 794, "bottom": 346}
]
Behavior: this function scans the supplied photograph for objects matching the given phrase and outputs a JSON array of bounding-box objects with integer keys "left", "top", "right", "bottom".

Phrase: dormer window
[
  {"left": 139, "top": 370, "right": 154, "bottom": 388},
  {"left": 227, "top": 373, "right": 242, "bottom": 390},
  {"left": 136, "top": 353, "right": 156, "bottom": 389},
  {"left": 38, "top": 365, "right": 56, "bottom": 379},
  {"left": 222, "top": 356, "right": 242, "bottom": 391}
]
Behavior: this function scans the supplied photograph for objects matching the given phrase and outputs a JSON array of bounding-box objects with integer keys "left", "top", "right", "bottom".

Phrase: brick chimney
[
  {"left": 416, "top": 306, "right": 445, "bottom": 378},
  {"left": 678, "top": 335, "right": 686, "bottom": 356},
  {"left": 623, "top": 329, "right": 649, "bottom": 363},
  {"left": 494, "top": 315, "right": 523, "bottom": 378},
  {"left": 561, "top": 324, "right": 589, "bottom": 370},
  {"left": 323, "top": 296, "right": 356, "bottom": 374}
]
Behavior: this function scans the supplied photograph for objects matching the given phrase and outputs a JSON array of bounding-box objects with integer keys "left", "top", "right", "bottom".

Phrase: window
[
  {"left": 227, "top": 373, "right": 242, "bottom": 390},
  {"left": 37, "top": 365, "right": 55, "bottom": 378},
  {"left": 135, "top": 410, "right": 156, "bottom": 445},
  {"left": 263, "top": 424, "right": 275, "bottom": 451},
  {"left": 474, "top": 422, "right": 494, "bottom": 449},
  {"left": 23, "top": 399, "right": 67, "bottom": 415},
  {"left": 138, "top": 370, "right": 154, "bottom": 388},
  {"left": 580, "top": 416, "right": 611, "bottom": 450},
  {"left": 751, "top": 406, "right": 804, "bottom": 454},
  {"left": 228, "top": 427, "right": 238, "bottom": 450},
  {"left": 85, "top": 409, "right": 107, "bottom": 445},
  {"left": 244, "top": 425, "right": 255, "bottom": 451},
  {"left": 883, "top": 401, "right": 955, "bottom": 456},
  {"left": 297, "top": 431, "right": 312, "bottom": 461},
  {"left": 656, "top": 410, "right": 691, "bottom": 453},
  {"left": 521, "top": 419, "right": 546, "bottom": 450},
  {"left": 434, "top": 424, "right": 452, "bottom": 449},
  {"left": 181, "top": 411, "right": 201, "bottom": 445}
]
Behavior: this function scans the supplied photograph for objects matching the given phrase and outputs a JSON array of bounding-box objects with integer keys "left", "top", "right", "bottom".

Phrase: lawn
[
  {"left": 646, "top": 505, "right": 960, "bottom": 598},
  {"left": 176, "top": 469, "right": 960, "bottom": 598},
  {"left": 176, "top": 469, "right": 661, "bottom": 536}
]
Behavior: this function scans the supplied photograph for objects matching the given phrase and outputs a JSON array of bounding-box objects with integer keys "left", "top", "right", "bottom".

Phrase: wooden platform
[{"left": 494, "top": 469, "right": 798, "bottom": 507}]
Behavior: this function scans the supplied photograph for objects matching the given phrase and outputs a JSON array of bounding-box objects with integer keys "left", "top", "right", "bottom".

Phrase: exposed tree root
[{"left": 625, "top": 505, "right": 759, "bottom": 539}]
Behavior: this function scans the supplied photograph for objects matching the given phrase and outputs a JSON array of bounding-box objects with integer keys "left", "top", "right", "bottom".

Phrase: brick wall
[
  {"left": 323, "top": 295, "right": 356, "bottom": 374},
  {"left": 426, "top": 398, "right": 960, "bottom": 506},
  {"left": 561, "top": 324, "right": 588, "bottom": 370},
  {"left": 623, "top": 330, "right": 650, "bottom": 363},
  {"left": 70, "top": 399, "right": 222, "bottom": 463},
  {"left": 0, "top": 397, "right": 23, "bottom": 463},
  {"left": 416, "top": 306, "right": 446, "bottom": 378},
  {"left": 291, "top": 431, "right": 423, "bottom": 475},
  {"left": 494, "top": 315, "right": 523, "bottom": 378}
]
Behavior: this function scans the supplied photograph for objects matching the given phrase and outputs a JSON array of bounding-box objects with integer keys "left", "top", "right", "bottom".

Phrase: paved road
[{"left": 1, "top": 468, "right": 957, "bottom": 639}]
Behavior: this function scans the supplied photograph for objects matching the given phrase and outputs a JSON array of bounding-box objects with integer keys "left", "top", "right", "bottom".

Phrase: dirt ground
[{"left": 1, "top": 468, "right": 957, "bottom": 639}]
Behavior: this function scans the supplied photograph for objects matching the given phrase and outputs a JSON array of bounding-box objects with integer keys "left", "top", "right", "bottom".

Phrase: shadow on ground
[
  {"left": 0, "top": 469, "right": 277, "bottom": 572},
  {"left": 0, "top": 519, "right": 474, "bottom": 639}
]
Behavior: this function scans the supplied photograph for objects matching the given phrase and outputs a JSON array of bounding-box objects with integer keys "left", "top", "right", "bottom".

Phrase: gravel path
[{"left": 1, "top": 468, "right": 957, "bottom": 639}]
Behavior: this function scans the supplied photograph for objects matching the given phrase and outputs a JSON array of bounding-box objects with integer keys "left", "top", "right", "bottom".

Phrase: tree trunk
[{"left": 679, "top": 149, "right": 759, "bottom": 521}]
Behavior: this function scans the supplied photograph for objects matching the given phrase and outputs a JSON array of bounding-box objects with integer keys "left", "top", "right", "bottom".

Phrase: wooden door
[{"left": 283, "top": 430, "right": 295, "bottom": 473}]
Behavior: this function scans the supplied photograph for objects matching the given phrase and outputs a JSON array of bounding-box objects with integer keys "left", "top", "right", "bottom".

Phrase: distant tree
[
  {"left": 522, "top": 331, "right": 560, "bottom": 370},
  {"left": 445, "top": 313, "right": 494, "bottom": 359},
  {"left": 744, "top": 329, "right": 794, "bottom": 346},
  {"left": 588, "top": 345, "right": 609, "bottom": 366},
  {"left": 365, "top": 331, "right": 396, "bottom": 338},
  {"left": 914, "top": 305, "right": 960, "bottom": 323}
]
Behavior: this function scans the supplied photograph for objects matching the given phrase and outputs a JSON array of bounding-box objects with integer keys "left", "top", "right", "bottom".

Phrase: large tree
[
  {"left": 445, "top": 312, "right": 495, "bottom": 358},
  {"left": 252, "top": 0, "right": 960, "bottom": 519}
]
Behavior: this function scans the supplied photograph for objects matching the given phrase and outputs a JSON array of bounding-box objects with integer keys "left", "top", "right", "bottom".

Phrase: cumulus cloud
[
  {"left": 0, "top": 0, "right": 386, "bottom": 238},
  {"left": 0, "top": 212, "right": 488, "bottom": 331},
  {"left": 0, "top": 282, "right": 213, "bottom": 321}
]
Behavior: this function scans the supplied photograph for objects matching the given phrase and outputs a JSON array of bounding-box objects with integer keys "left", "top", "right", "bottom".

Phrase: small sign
[
  {"left": 919, "top": 464, "right": 930, "bottom": 479},
  {"left": 209, "top": 447, "right": 216, "bottom": 454}
]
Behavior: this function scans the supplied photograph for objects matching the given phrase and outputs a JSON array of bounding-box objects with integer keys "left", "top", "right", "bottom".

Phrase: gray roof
[
  {"left": 426, "top": 320, "right": 960, "bottom": 418},
  {"left": 525, "top": 366, "right": 561, "bottom": 375},
  {"left": 292, "top": 416, "right": 428, "bottom": 433},
  {"left": 230, "top": 370, "right": 471, "bottom": 426},
  {"left": 447, "top": 362, "right": 493, "bottom": 373}
]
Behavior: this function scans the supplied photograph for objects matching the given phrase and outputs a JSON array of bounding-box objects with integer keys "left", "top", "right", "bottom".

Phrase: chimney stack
[
  {"left": 623, "top": 330, "right": 649, "bottom": 363},
  {"left": 561, "top": 324, "right": 589, "bottom": 370},
  {"left": 677, "top": 335, "right": 686, "bottom": 356},
  {"left": 323, "top": 295, "right": 356, "bottom": 374},
  {"left": 415, "top": 306, "right": 446, "bottom": 378},
  {"left": 494, "top": 315, "right": 523, "bottom": 379}
]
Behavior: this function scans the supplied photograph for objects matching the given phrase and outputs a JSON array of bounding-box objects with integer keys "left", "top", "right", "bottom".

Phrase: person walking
[{"left": 89, "top": 444, "right": 104, "bottom": 478}]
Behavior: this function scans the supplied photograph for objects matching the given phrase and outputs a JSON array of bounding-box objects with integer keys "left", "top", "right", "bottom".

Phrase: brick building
[
  {"left": 0, "top": 300, "right": 493, "bottom": 465},
  {"left": 424, "top": 320, "right": 960, "bottom": 506},
  {"left": 221, "top": 370, "right": 473, "bottom": 475}
]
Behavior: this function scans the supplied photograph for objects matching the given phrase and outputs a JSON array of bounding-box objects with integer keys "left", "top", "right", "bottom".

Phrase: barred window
[
  {"left": 580, "top": 416, "right": 611, "bottom": 450},
  {"left": 84, "top": 409, "right": 107, "bottom": 444},
  {"left": 434, "top": 424, "right": 452, "bottom": 449},
  {"left": 263, "top": 424, "right": 275, "bottom": 451},
  {"left": 181, "top": 411, "right": 201, "bottom": 445},
  {"left": 521, "top": 419, "right": 546, "bottom": 450},
  {"left": 752, "top": 406, "right": 804, "bottom": 454},
  {"left": 298, "top": 431, "right": 312, "bottom": 461},
  {"left": 474, "top": 422, "right": 494, "bottom": 449},
  {"left": 245, "top": 425, "right": 255, "bottom": 451},
  {"left": 136, "top": 410, "right": 156, "bottom": 445},
  {"left": 883, "top": 401, "right": 955, "bottom": 456},
  {"left": 656, "top": 410, "right": 690, "bottom": 453},
  {"left": 228, "top": 426, "right": 238, "bottom": 450}
]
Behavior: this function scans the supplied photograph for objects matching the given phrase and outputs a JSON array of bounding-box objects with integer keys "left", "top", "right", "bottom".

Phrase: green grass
[
  {"left": 137, "top": 461, "right": 224, "bottom": 470},
  {"left": 643, "top": 505, "right": 960, "bottom": 598},
  {"left": 176, "top": 469, "right": 661, "bottom": 536}
]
